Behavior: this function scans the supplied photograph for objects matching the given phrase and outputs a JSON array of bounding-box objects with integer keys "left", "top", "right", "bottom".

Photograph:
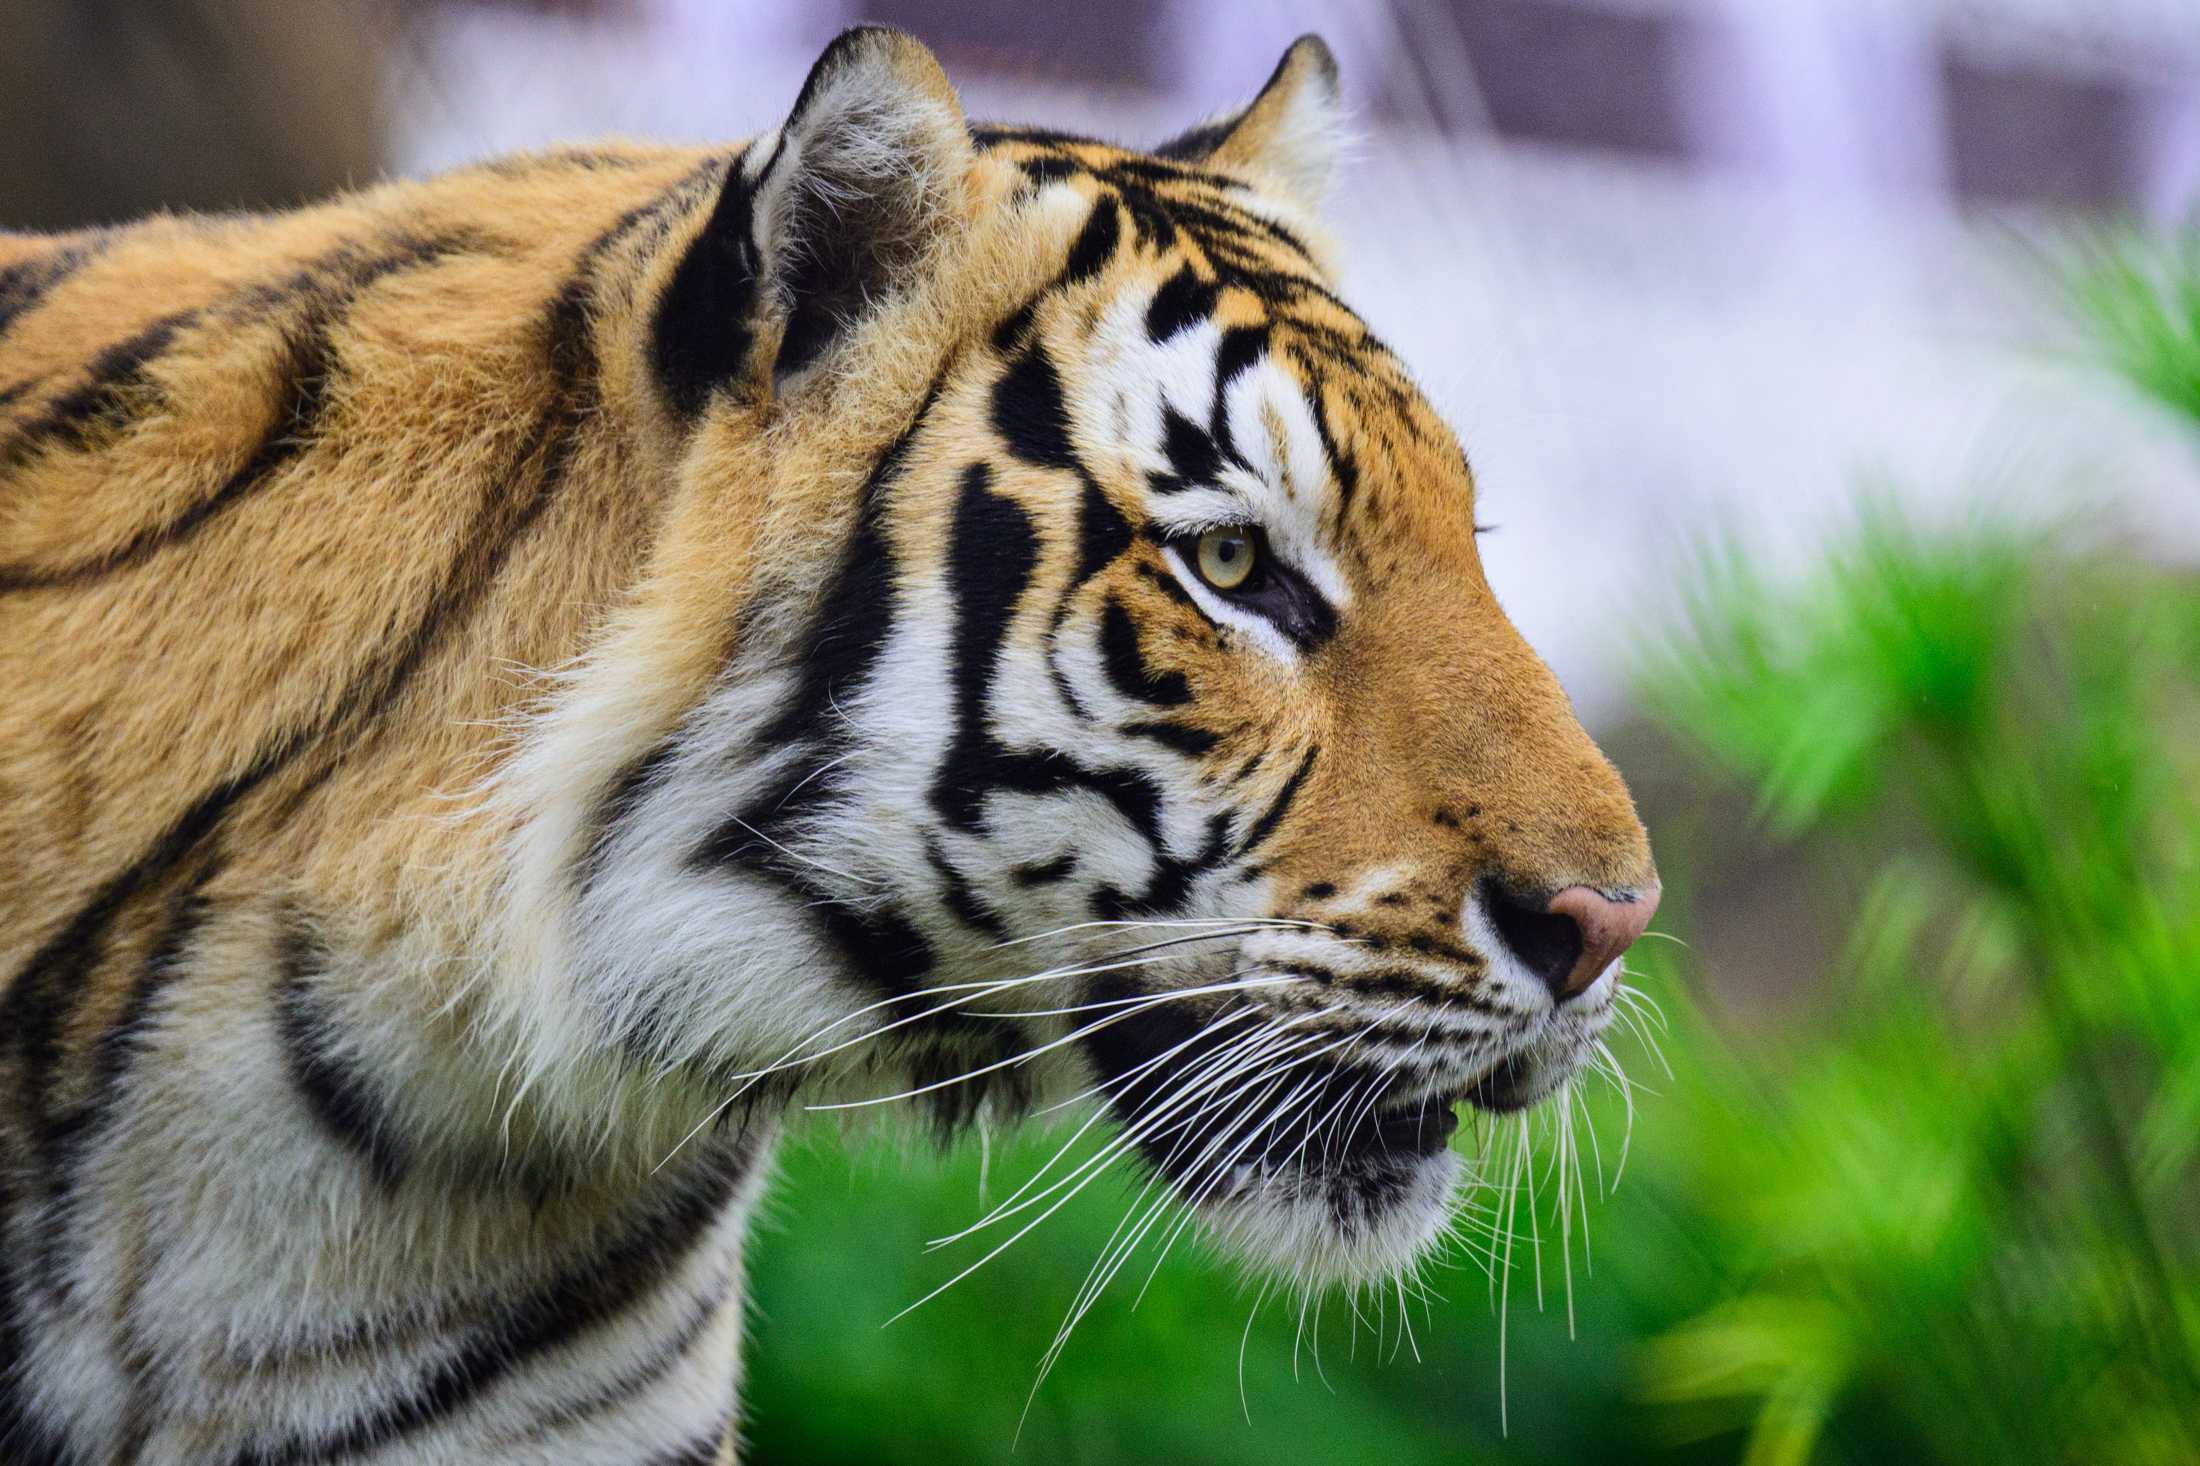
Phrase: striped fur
[{"left": 1, "top": 29, "right": 1655, "bottom": 1462}]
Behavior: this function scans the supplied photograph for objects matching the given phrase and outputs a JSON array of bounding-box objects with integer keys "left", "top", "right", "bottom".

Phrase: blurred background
[{"left": 8, "top": 1, "right": 2195, "bottom": 1461}]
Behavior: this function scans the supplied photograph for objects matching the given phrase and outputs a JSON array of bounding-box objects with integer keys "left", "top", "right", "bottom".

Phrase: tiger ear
[
  {"left": 1156, "top": 35, "right": 1344, "bottom": 211},
  {"left": 653, "top": 27, "right": 972, "bottom": 414}
]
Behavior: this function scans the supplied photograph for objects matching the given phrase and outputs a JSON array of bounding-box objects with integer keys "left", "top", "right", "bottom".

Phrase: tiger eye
[{"left": 1195, "top": 527, "right": 1258, "bottom": 591}]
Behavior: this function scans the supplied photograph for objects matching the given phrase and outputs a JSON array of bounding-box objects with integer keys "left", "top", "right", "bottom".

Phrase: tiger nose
[{"left": 1487, "top": 883, "right": 1660, "bottom": 1002}]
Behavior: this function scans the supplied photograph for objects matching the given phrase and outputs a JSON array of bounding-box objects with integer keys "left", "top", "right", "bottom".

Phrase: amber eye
[{"left": 1194, "top": 527, "right": 1259, "bottom": 592}]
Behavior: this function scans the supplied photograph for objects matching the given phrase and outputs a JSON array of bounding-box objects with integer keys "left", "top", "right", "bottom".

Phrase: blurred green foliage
[{"left": 741, "top": 238, "right": 2200, "bottom": 1464}]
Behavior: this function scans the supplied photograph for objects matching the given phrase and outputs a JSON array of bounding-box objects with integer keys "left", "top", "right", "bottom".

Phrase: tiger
[{"left": 0, "top": 26, "right": 1659, "bottom": 1464}]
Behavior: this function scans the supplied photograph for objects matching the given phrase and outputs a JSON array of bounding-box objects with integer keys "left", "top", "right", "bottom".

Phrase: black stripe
[
  {"left": 0, "top": 1174, "right": 84, "bottom": 1466},
  {"left": 1305, "top": 369, "right": 1360, "bottom": 516},
  {"left": 1145, "top": 264, "right": 1219, "bottom": 344},
  {"left": 691, "top": 799, "right": 948, "bottom": 1025},
  {"left": 971, "top": 125, "right": 1106, "bottom": 150},
  {"left": 1045, "top": 475, "right": 1136, "bottom": 723},
  {"left": 931, "top": 463, "right": 1042, "bottom": 834},
  {"left": 651, "top": 155, "right": 756, "bottom": 419},
  {"left": 685, "top": 379, "right": 969, "bottom": 1021},
  {"left": 507, "top": 1270, "right": 734, "bottom": 1447},
  {"left": 990, "top": 343, "right": 1078, "bottom": 472},
  {"left": 582, "top": 737, "right": 681, "bottom": 889},
  {"left": 925, "top": 839, "right": 1008, "bottom": 941},
  {"left": 1151, "top": 404, "right": 1221, "bottom": 494},
  {"left": 225, "top": 1136, "right": 757, "bottom": 1466},
  {"left": 1238, "top": 744, "right": 1317, "bottom": 858},
  {"left": 0, "top": 233, "right": 495, "bottom": 592},
  {"left": 1022, "top": 154, "right": 1083, "bottom": 188},
  {"left": 0, "top": 310, "right": 198, "bottom": 473},
  {"left": 1058, "top": 198, "right": 1122, "bottom": 288},
  {"left": 1106, "top": 154, "right": 1254, "bottom": 193},
  {"left": 989, "top": 296, "right": 1040, "bottom": 355},
  {"left": 1099, "top": 171, "right": 1311, "bottom": 266},
  {"left": 1098, "top": 596, "right": 1190, "bottom": 708},
  {"left": 1208, "top": 324, "right": 1269, "bottom": 468},
  {"left": 4, "top": 747, "right": 303, "bottom": 1301},
  {"left": 274, "top": 921, "right": 410, "bottom": 1191},
  {"left": 1011, "top": 853, "right": 1078, "bottom": 887},
  {"left": 1106, "top": 169, "right": 1312, "bottom": 261},
  {"left": 751, "top": 374, "right": 942, "bottom": 750},
  {"left": 1091, "top": 810, "right": 1232, "bottom": 920},
  {"left": 1114, "top": 186, "right": 1178, "bottom": 250},
  {"left": 1121, "top": 719, "right": 1218, "bottom": 758},
  {"left": 1270, "top": 961, "right": 1499, "bottom": 1009},
  {"left": 1071, "top": 477, "right": 1134, "bottom": 592},
  {"left": 987, "top": 196, "right": 1127, "bottom": 358},
  {"left": 31, "top": 858, "right": 221, "bottom": 1330},
  {"left": 644, "top": 1426, "right": 730, "bottom": 1466},
  {"left": 1135, "top": 558, "right": 1206, "bottom": 615},
  {"left": 0, "top": 242, "right": 100, "bottom": 344}
]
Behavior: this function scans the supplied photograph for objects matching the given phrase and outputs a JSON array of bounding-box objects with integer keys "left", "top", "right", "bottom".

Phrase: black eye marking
[
  {"left": 1099, "top": 596, "right": 1191, "bottom": 707},
  {"left": 1158, "top": 525, "right": 1336, "bottom": 652}
]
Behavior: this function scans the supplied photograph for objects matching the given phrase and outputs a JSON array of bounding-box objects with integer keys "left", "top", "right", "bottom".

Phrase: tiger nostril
[
  {"left": 1482, "top": 881, "right": 1659, "bottom": 1002},
  {"left": 1482, "top": 881, "right": 1583, "bottom": 999}
]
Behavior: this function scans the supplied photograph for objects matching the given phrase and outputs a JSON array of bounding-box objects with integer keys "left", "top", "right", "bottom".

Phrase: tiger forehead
[
  {"left": 982, "top": 135, "right": 1346, "bottom": 319},
  {"left": 977, "top": 146, "right": 1471, "bottom": 542}
]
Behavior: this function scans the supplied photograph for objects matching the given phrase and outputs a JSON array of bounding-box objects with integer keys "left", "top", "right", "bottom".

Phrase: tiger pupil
[{"left": 1196, "top": 528, "right": 1257, "bottom": 591}]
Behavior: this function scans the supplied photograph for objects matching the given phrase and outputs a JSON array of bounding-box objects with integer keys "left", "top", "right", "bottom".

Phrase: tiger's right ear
[{"left": 652, "top": 27, "right": 972, "bottom": 417}]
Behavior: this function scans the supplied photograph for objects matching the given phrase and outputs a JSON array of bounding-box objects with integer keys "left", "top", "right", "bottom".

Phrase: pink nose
[{"left": 1545, "top": 885, "right": 1659, "bottom": 1000}]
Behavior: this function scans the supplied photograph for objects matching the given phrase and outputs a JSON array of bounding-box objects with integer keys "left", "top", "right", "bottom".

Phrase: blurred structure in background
[{"left": 0, "top": 0, "right": 396, "bottom": 230}]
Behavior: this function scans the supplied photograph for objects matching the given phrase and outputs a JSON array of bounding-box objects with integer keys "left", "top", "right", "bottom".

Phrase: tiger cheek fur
[{"left": 0, "top": 26, "right": 1653, "bottom": 1463}]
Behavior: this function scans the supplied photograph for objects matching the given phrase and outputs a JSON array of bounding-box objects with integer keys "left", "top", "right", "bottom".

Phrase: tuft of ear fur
[
  {"left": 1156, "top": 35, "right": 1345, "bottom": 212},
  {"left": 651, "top": 26, "right": 972, "bottom": 415}
]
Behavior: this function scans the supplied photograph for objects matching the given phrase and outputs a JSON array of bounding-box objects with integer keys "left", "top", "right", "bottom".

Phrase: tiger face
[{"left": 517, "top": 30, "right": 1656, "bottom": 1290}]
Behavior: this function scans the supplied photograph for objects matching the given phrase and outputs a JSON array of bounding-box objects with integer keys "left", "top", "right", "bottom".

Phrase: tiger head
[{"left": 510, "top": 28, "right": 1657, "bottom": 1288}]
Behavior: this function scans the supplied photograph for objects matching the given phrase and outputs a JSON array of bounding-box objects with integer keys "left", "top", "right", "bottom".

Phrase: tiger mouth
[
  {"left": 1461, "top": 1066, "right": 1539, "bottom": 1114},
  {"left": 1205, "top": 1090, "right": 1464, "bottom": 1196},
  {"left": 1366, "top": 1091, "right": 1465, "bottom": 1153},
  {"left": 1132, "top": 1082, "right": 1470, "bottom": 1207}
]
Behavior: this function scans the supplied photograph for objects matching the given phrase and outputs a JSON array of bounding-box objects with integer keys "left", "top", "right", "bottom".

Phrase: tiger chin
[{"left": 0, "top": 24, "right": 1656, "bottom": 1464}]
